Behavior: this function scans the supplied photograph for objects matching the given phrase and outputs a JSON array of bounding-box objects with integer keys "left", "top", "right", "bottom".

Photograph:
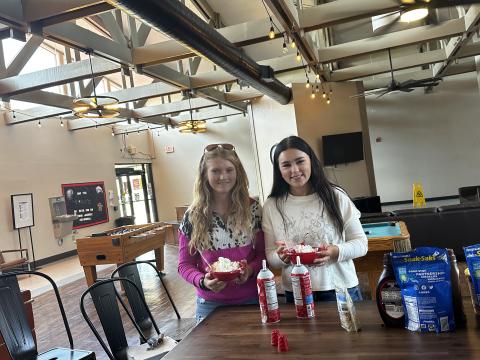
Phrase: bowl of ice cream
[
  {"left": 209, "top": 257, "right": 245, "bottom": 281},
  {"left": 283, "top": 244, "right": 322, "bottom": 265}
]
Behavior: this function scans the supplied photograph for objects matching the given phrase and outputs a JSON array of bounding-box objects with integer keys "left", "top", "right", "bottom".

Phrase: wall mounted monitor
[{"left": 322, "top": 131, "right": 364, "bottom": 166}]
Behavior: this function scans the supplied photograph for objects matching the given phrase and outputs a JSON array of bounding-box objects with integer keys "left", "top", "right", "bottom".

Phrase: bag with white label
[{"left": 391, "top": 247, "right": 455, "bottom": 333}]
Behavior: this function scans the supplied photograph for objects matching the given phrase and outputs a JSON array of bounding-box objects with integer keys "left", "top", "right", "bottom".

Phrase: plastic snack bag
[
  {"left": 335, "top": 286, "right": 361, "bottom": 332},
  {"left": 464, "top": 244, "right": 480, "bottom": 311},
  {"left": 391, "top": 247, "right": 455, "bottom": 333}
]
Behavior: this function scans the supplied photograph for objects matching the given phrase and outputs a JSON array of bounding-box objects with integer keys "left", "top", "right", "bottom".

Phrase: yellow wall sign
[{"left": 413, "top": 182, "right": 426, "bottom": 208}]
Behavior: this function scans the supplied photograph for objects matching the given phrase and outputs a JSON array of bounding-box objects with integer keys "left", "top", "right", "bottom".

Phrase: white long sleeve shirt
[{"left": 263, "top": 188, "right": 368, "bottom": 292}]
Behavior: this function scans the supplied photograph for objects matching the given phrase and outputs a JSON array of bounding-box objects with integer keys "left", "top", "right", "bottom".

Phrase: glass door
[{"left": 115, "top": 163, "right": 158, "bottom": 225}]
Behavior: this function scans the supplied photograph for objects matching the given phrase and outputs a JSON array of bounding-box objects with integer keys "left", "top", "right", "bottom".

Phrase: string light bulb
[
  {"left": 37, "top": 120, "right": 42, "bottom": 128},
  {"left": 291, "top": 39, "right": 296, "bottom": 48},
  {"left": 296, "top": 50, "right": 301, "bottom": 62},
  {"left": 305, "top": 79, "right": 310, "bottom": 89},
  {"left": 322, "top": 91, "right": 327, "bottom": 99},
  {"left": 60, "top": 120, "right": 64, "bottom": 127},
  {"left": 282, "top": 41, "right": 288, "bottom": 54},
  {"left": 111, "top": 129, "right": 115, "bottom": 136},
  {"left": 310, "top": 91, "right": 316, "bottom": 99},
  {"left": 315, "top": 73, "right": 320, "bottom": 80},
  {"left": 326, "top": 97, "right": 331, "bottom": 105},
  {"left": 268, "top": 25, "right": 275, "bottom": 39}
]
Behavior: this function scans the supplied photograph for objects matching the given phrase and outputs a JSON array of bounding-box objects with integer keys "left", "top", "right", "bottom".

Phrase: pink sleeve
[
  {"left": 249, "top": 230, "right": 265, "bottom": 275},
  {"left": 177, "top": 230, "right": 205, "bottom": 288}
]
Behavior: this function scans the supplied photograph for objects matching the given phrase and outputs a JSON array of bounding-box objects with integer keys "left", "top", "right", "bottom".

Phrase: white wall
[
  {"left": 0, "top": 120, "right": 150, "bottom": 261},
  {"left": 249, "top": 96, "right": 298, "bottom": 202},
  {"left": 150, "top": 114, "right": 259, "bottom": 221},
  {"left": 367, "top": 72, "right": 480, "bottom": 202}
]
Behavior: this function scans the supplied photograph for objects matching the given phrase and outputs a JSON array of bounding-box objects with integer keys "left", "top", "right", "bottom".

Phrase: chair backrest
[
  {"left": 112, "top": 260, "right": 181, "bottom": 322},
  {"left": 80, "top": 277, "right": 160, "bottom": 360},
  {"left": 0, "top": 276, "right": 37, "bottom": 360},
  {"left": 115, "top": 263, "right": 153, "bottom": 332}
]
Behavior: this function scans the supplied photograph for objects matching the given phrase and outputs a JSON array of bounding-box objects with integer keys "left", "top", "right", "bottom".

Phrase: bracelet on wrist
[{"left": 199, "top": 276, "right": 210, "bottom": 291}]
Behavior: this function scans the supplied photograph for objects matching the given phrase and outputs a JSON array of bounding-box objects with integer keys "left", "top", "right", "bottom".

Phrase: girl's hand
[
  {"left": 203, "top": 272, "right": 227, "bottom": 292},
  {"left": 235, "top": 261, "right": 253, "bottom": 284},
  {"left": 313, "top": 244, "right": 339, "bottom": 266},
  {"left": 275, "top": 240, "right": 290, "bottom": 265}
]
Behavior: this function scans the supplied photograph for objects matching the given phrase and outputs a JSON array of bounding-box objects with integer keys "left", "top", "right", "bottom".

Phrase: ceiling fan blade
[
  {"left": 350, "top": 88, "right": 388, "bottom": 99},
  {"left": 373, "top": 13, "right": 402, "bottom": 36},
  {"left": 376, "top": 90, "right": 391, "bottom": 98},
  {"left": 399, "top": 88, "right": 415, "bottom": 92}
]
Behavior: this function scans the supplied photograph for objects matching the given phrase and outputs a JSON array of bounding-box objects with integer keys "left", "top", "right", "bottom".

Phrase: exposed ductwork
[{"left": 107, "top": 0, "right": 292, "bottom": 105}]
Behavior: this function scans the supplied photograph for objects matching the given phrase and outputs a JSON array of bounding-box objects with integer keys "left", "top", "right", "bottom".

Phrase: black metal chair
[
  {"left": 80, "top": 278, "right": 176, "bottom": 360},
  {"left": 111, "top": 260, "right": 196, "bottom": 342},
  {"left": 0, "top": 270, "right": 95, "bottom": 360}
]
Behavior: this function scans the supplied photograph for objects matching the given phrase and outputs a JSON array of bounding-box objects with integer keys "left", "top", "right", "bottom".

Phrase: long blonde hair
[{"left": 188, "top": 147, "right": 251, "bottom": 252}]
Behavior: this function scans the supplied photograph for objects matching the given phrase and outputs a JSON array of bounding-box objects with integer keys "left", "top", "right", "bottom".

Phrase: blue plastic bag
[
  {"left": 464, "top": 244, "right": 480, "bottom": 307},
  {"left": 391, "top": 247, "right": 455, "bottom": 333}
]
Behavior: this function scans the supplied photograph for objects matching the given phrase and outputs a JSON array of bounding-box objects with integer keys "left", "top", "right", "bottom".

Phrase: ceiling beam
[
  {"left": 0, "top": 57, "right": 120, "bottom": 97},
  {"left": 318, "top": 18, "right": 466, "bottom": 63},
  {"left": 299, "top": 0, "right": 400, "bottom": 32},
  {"left": 331, "top": 49, "right": 447, "bottom": 82},
  {"left": 5, "top": 35, "right": 43, "bottom": 77},
  {"left": 171, "top": 106, "right": 244, "bottom": 123},
  {"left": 42, "top": 22, "right": 132, "bottom": 64},
  {"left": 98, "top": 12, "right": 128, "bottom": 47},
  {"left": 132, "top": 97, "right": 216, "bottom": 118},
  {"left": 13, "top": 91, "right": 74, "bottom": 108},
  {"left": 22, "top": 0, "right": 113, "bottom": 22},
  {"left": 433, "top": 5, "right": 480, "bottom": 77}
]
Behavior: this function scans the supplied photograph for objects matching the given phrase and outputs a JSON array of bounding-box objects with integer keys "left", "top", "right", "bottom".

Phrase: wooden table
[
  {"left": 354, "top": 221, "right": 411, "bottom": 299},
  {"left": 163, "top": 300, "right": 480, "bottom": 359},
  {"left": 76, "top": 223, "right": 168, "bottom": 286}
]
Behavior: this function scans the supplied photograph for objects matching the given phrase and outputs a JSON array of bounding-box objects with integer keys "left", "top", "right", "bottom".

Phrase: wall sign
[
  {"left": 11, "top": 193, "right": 35, "bottom": 229},
  {"left": 62, "top": 181, "right": 109, "bottom": 229}
]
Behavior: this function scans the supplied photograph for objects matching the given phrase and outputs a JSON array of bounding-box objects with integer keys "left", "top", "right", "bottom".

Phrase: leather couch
[{"left": 360, "top": 202, "right": 480, "bottom": 260}]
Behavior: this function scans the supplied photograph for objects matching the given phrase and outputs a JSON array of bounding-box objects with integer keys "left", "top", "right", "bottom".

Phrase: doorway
[{"left": 115, "top": 163, "right": 158, "bottom": 225}]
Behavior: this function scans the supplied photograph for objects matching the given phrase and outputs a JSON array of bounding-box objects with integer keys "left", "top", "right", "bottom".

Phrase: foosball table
[{"left": 76, "top": 222, "right": 169, "bottom": 286}]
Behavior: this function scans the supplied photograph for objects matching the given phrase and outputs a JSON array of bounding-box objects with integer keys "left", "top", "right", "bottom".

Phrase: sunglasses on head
[{"left": 204, "top": 143, "right": 235, "bottom": 153}]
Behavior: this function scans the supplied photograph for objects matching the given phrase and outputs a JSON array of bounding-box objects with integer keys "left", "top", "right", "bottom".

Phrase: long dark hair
[{"left": 269, "top": 135, "right": 344, "bottom": 235}]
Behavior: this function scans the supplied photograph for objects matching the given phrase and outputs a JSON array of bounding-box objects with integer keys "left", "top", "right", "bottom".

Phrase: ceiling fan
[
  {"left": 351, "top": 49, "right": 442, "bottom": 98},
  {"left": 373, "top": 0, "right": 480, "bottom": 34}
]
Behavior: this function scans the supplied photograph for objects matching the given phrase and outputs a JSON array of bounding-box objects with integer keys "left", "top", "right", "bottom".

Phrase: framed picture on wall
[{"left": 11, "top": 193, "right": 35, "bottom": 229}]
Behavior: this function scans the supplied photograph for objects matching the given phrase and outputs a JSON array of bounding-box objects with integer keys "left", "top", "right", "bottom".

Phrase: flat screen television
[{"left": 322, "top": 131, "right": 364, "bottom": 166}]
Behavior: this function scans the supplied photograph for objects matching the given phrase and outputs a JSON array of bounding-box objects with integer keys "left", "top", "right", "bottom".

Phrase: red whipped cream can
[
  {"left": 291, "top": 256, "right": 315, "bottom": 318},
  {"left": 257, "top": 260, "right": 281, "bottom": 324}
]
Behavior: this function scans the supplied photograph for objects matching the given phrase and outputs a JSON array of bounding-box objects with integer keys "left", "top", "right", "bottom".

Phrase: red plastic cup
[
  {"left": 277, "top": 334, "right": 289, "bottom": 352},
  {"left": 271, "top": 329, "right": 280, "bottom": 346}
]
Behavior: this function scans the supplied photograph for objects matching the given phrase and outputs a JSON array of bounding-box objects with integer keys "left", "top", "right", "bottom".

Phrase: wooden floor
[{"left": 28, "top": 245, "right": 471, "bottom": 360}]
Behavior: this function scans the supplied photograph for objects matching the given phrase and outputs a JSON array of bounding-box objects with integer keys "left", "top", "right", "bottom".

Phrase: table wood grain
[{"left": 164, "top": 300, "right": 480, "bottom": 359}]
